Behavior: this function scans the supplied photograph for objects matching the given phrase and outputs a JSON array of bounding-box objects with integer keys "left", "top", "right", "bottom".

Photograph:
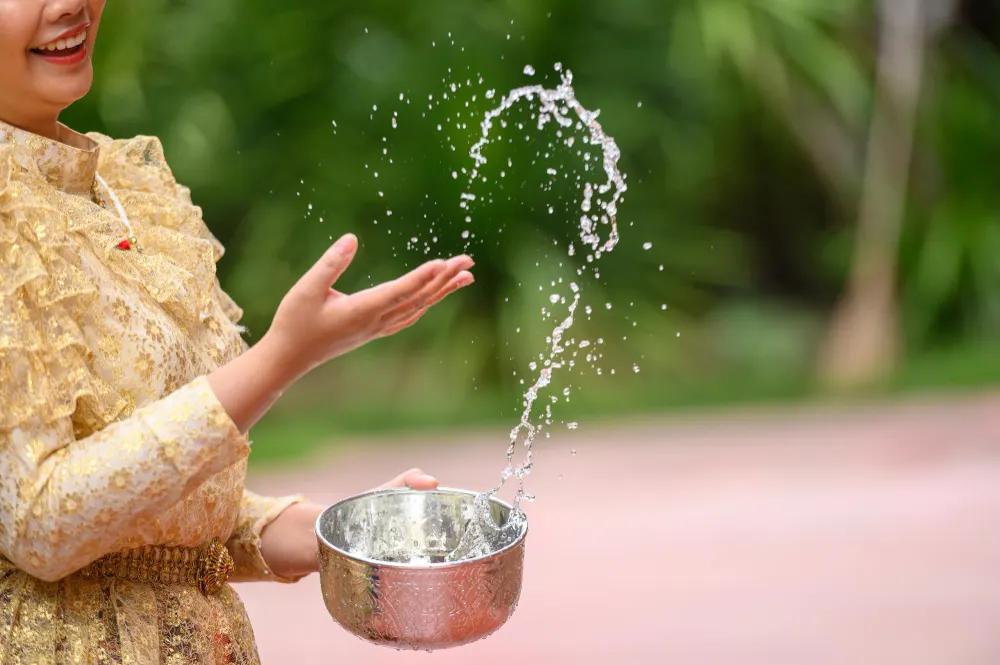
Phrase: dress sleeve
[
  {"left": 0, "top": 143, "right": 251, "bottom": 582},
  {"left": 0, "top": 377, "right": 250, "bottom": 582},
  {"left": 226, "top": 489, "right": 308, "bottom": 583}
]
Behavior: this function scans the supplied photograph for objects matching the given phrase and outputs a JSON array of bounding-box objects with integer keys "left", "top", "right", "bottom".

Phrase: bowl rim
[{"left": 315, "top": 486, "right": 528, "bottom": 569}]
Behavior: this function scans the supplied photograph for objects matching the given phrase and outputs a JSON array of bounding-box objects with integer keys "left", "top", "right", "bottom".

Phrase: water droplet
[
  {"left": 643, "top": 242, "right": 653, "bottom": 250},
  {"left": 523, "top": 65, "right": 535, "bottom": 76}
]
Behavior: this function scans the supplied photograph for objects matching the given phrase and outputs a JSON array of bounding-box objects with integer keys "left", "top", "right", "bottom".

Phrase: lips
[{"left": 29, "top": 26, "right": 89, "bottom": 65}]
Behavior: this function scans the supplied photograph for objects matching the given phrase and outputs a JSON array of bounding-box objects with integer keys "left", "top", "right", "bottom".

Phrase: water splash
[{"left": 447, "top": 66, "right": 627, "bottom": 561}]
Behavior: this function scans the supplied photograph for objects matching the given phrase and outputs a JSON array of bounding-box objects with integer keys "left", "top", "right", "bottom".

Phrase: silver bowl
[{"left": 315, "top": 487, "right": 528, "bottom": 651}]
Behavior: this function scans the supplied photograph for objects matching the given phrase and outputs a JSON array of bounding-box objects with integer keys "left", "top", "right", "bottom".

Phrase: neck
[{"left": 0, "top": 107, "right": 63, "bottom": 142}]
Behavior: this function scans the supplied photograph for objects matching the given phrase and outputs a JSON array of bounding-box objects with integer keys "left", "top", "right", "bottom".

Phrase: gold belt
[{"left": 76, "top": 538, "right": 234, "bottom": 595}]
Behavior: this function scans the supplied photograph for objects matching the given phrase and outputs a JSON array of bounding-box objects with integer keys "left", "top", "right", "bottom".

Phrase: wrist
[
  {"left": 255, "top": 330, "right": 312, "bottom": 386},
  {"left": 260, "top": 502, "right": 325, "bottom": 579}
]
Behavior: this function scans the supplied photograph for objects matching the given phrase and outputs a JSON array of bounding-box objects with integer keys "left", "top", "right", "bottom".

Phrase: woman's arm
[
  {"left": 0, "top": 377, "right": 249, "bottom": 582},
  {"left": 0, "top": 234, "right": 472, "bottom": 582}
]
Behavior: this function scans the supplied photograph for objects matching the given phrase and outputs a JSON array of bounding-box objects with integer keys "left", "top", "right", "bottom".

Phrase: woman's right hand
[
  {"left": 208, "top": 233, "right": 473, "bottom": 434},
  {"left": 265, "top": 233, "right": 474, "bottom": 377}
]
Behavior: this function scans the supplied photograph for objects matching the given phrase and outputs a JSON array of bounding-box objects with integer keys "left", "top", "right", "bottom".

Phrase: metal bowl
[{"left": 315, "top": 487, "right": 528, "bottom": 651}]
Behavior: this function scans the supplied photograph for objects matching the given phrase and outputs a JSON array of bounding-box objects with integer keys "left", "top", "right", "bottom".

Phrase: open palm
[{"left": 270, "top": 233, "right": 474, "bottom": 374}]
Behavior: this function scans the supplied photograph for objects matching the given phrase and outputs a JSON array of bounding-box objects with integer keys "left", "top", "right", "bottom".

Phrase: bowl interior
[{"left": 317, "top": 489, "right": 522, "bottom": 565}]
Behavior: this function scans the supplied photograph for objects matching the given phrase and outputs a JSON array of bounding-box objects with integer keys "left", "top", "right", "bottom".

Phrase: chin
[{"left": 42, "top": 67, "right": 94, "bottom": 109}]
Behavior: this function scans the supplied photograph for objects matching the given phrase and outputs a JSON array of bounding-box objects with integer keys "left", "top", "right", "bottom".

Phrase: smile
[{"left": 30, "top": 28, "right": 89, "bottom": 65}]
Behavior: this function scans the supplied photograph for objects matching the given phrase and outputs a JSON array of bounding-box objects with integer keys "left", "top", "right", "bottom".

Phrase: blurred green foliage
[{"left": 64, "top": 0, "right": 1000, "bottom": 456}]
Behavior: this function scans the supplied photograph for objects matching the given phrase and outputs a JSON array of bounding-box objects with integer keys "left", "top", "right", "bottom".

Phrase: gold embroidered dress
[{"left": 0, "top": 121, "right": 304, "bottom": 664}]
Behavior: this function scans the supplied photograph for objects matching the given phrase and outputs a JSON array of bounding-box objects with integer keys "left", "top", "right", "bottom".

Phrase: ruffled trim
[
  {"left": 90, "top": 135, "right": 237, "bottom": 327},
  {"left": 0, "top": 145, "right": 131, "bottom": 432},
  {"left": 0, "top": 132, "right": 244, "bottom": 432}
]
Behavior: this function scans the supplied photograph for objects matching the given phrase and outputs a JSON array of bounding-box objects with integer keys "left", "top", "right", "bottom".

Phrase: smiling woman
[
  {"left": 0, "top": 0, "right": 103, "bottom": 139},
  {"left": 0, "top": 1, "right": 471, "bottom": 663}
]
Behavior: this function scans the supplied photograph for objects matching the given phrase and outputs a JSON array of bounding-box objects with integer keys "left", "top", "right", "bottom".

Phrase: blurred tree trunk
[{"left": 816, "top": 0, "right": 928, "bottom": 390}]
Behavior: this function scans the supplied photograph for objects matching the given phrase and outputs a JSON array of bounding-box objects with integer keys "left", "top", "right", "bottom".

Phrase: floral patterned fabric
[{"left": 0, "top": 120, "right": 304, "bottom": 665}]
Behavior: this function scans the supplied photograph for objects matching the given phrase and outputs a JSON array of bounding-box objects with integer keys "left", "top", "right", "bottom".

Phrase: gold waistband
[{"left": 76, "top": 538, "right": 234, "bottom": 595}]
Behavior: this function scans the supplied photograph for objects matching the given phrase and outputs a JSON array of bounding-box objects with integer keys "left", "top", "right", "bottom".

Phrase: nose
[{"left": 42, "top": 0, "right": 88, "bottom": 23}]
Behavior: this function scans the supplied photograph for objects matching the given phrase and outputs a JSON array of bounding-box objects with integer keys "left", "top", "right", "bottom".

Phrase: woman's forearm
[{"left": 207, "top": 333, "right": 305, "bottom": 434}]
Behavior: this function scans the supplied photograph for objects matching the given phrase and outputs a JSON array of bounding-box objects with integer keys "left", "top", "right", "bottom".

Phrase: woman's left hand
[{"left": 259, "top": 468, "right": 441, "bottom": 579}]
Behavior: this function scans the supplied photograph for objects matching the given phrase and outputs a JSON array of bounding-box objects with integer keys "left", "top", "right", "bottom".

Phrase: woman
[{"left": 0, "top": 1, "right": 475, "bottom": 662}]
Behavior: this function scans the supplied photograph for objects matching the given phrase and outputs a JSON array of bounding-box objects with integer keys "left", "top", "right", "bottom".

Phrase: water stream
[{"left": 446, "top": 65, "right": 627, "bottom": 560}]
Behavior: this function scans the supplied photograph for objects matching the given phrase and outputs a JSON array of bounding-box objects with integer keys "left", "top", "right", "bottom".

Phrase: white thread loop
[{"left": 95, "top": 173, "right": 136, "bottom": 239}]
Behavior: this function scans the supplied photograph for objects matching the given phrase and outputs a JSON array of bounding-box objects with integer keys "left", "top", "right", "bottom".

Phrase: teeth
[{"left": 36, "top": 29, "right": 86, "bottom": 52}]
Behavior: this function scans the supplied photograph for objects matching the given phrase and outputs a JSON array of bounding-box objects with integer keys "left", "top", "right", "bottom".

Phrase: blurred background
[
  {"left": 66, "top": 0, "right": 1000, "bottom": 459},
  {"left": 68, "top": 1, "right": 1000, "bottom": 662}
]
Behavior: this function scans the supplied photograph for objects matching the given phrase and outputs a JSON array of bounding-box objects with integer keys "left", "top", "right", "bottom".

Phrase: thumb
[{"left": 302, "top": 234, "right": 358, "bottom": 292}]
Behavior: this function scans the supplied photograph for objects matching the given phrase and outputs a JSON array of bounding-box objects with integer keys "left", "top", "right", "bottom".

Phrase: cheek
[
  {"left": 0, "top": 12, "right": 29, "bottom": 86},
  {"left": 88, "top": 0, "right": 106, "bottom": 47},
  {"left": 89, "top": 0, "right": 106, "bottom": 28}
]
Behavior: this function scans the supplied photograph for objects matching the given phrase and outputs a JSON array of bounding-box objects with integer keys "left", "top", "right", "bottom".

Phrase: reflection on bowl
[{"left": 315, "top": 487, "right": 528, "bottom": 651}]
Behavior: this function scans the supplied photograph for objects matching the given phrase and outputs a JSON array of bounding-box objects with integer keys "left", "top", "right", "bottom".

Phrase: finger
[
  {"left": 300, "top": 234, "right": 358, "bottom": 293},
  {"left": 377, "top": 468, "right": 438, "bottom": 490},
  {"left": 381, "top": 307, "right": 430, "bottom": 337},
  {"left": 380, "top": 257, "right": 473, "bottom": 322},
  {"left": 378, "top": 468, "right": 423, "bottom": 489},
  {"left": 381, "top": 271, "right": 474, "bottom": 334},
  {"left": 420, "top": 270, "right": 474, "bottom": 310},
  {"left": 414, "top": 256, "right": 473, "bottom": 306},
  {"left": 356, "top": 260, "right": 446, "bottom": 312},
  {"left": 405, "top": 473, "right": 440, "bottom": 490}
]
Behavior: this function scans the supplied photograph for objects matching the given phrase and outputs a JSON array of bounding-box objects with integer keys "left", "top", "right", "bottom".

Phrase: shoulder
[{"left": 87, "top": 133, "right": 193, "bottom": 204}]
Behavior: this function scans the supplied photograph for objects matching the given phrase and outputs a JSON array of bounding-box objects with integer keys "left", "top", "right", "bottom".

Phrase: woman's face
[{"left": 0, "top": 0, "right": 105, "bottom": 126}]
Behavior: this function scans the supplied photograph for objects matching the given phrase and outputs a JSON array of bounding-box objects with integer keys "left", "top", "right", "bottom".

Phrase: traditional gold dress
[{"left": 0, "top": 120, "right": 305, "bottom": 664}]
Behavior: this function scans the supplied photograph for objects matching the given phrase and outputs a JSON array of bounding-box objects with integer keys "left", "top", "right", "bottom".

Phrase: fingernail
[
  {"left": 332, "top": 234, "right": 356, "bottom": 255},
  {"left": 415, "top": 474, "right": 438, "bottom": 486}
]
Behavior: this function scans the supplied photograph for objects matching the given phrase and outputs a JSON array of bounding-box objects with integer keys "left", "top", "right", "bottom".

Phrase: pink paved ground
[{"left": 238, "top": 393, "right": 1000, "bottom": 665}]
